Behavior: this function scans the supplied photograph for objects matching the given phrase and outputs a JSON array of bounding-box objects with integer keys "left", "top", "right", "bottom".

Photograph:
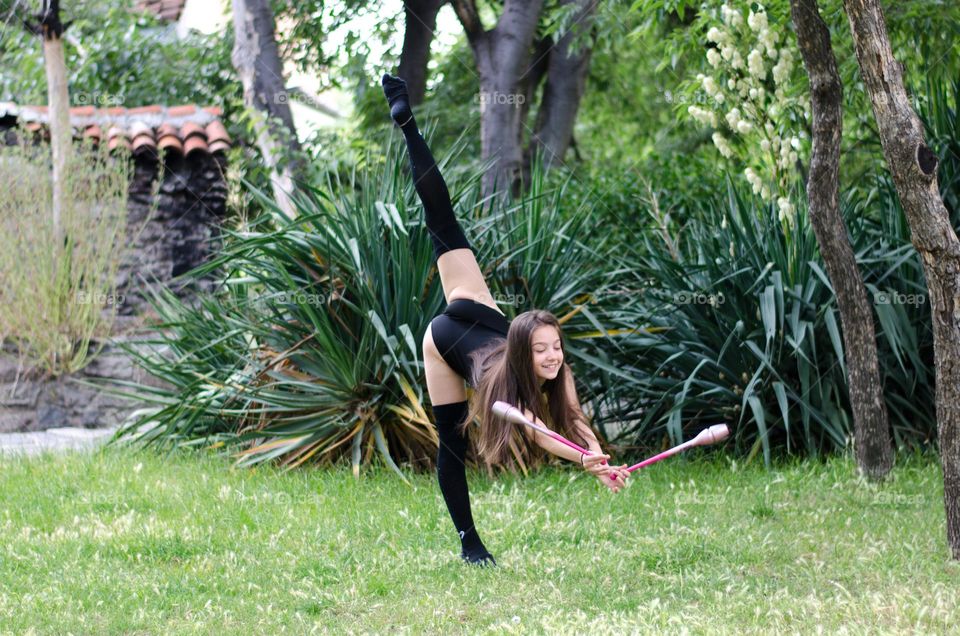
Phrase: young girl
[{"left": 381, "top": 74, "right": 630, "bottom": 567}]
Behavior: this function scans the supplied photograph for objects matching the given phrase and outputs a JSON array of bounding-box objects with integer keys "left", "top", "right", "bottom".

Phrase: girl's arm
[
  {"left": 563, "top": 369, "right": 603, "bottom": 454},
  {"left": 520, "top": 408, "right": 590, "bottom": 465}
]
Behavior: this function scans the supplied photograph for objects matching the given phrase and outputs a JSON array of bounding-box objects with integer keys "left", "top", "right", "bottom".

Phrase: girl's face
[{"left": 530, "top": 325, "right": 563, "bottom": 384}]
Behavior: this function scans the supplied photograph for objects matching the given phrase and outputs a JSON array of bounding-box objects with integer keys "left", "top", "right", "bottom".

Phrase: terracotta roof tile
[
  {"left": 0, "top": 102, "right": 232, "bottom": 157},
  {"left": 136, "top": 0, "right": 187, "bottom": 22},
  {"left": 180, "top": 121, "right": 205, "bottom": 139},
  {"left": 205, "top": 120, "right": 231, "bottom": 154},
  {"left": 83, "top": 124, "right": 102, "bottom": 142},
  {"left": 107, "top": 126, "right": 130, "bottom": 152},
  {"left": 128, "top": 105, "right": 164, "bottom": 115},
  {"left": 167, "top": 105, "right": 196, "bottom": 118}
]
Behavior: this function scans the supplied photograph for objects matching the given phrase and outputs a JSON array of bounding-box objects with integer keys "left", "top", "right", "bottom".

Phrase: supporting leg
[{"left": 423, "top": 323, "right": 497, "bottom": 566}]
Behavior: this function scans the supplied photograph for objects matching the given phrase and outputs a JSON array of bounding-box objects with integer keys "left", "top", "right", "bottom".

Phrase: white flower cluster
[
  {"left": 772, "top": 47, "right": 794, "bottom": 84},
  {"left": 720, "top": 4, "right": 743, "bottom": 28},
  {"left": 712, "top": 132, "right": 734, "bottom": 158},
  {"left": 747, "top": 8, "right": 768, "bottom": 32},
  {"left": 744, "top": 167, "right": 771, "bottom": 200},
  {"left": 688, "top": 105, "right": 718, "bottom": 127},
  {"left": 777, "top": 196, "right": 796, "bottom": 226},
  {"left": 684, "top": 1, "right": 807, "bottom": 223}
]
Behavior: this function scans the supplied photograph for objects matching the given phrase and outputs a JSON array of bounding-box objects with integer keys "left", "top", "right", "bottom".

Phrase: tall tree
[
  {"left": 32, "top": 0, "right": 71, "bottom": 246},
  {"left": 232, "top": 0, "right": 303, "bottom": 218},
  {"left": 789, "top": 0, "right": 893, "bottom": 480},
  {"left": 397, "top": 0, "right": 446, "bottom": 106},
  {"left": 451, "top": 0, "right": 545, "bottom": 198},
  {"left": 842, "top": 0, "right": 960, "bottom": 557},
  {"left": 525, "top": 0, "right": 598, "bottom": 174}
]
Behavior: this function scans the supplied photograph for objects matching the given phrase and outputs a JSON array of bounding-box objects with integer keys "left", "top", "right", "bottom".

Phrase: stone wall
[
  {"left": 0, "top": 144, "right": 228, "bottom": 432},
  {"left": 0, "top": 328, "right": 172, "bottom": 433},
  {"left": 118, "top": 151, "right": 228, "bottom": 314}
]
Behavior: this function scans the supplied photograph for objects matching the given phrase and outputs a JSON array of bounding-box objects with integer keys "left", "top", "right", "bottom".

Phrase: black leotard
[{"left": 430, "top": 299, "right": 510, "bottom": 387}]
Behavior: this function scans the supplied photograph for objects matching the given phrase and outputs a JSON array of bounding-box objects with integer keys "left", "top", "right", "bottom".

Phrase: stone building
[{"left": 0, "top": 102, "right": 233, "bottom": 433}]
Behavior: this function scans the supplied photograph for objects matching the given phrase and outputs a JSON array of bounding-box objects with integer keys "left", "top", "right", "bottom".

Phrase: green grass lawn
[{"left": 1, "top": 446, "right": 956, "bottom": 634}]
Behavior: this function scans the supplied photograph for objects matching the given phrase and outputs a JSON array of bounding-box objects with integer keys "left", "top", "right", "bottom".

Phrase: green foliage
[
  {"left": 600, "top": 177, "right": 852, "bottom": 465},
  {"left": 592, "top": 72, "right": 959, "bottom": 462},
  {"left": 107, "top": 139, "right": 612, "bottom": 473},
  {"left": 109, "top": 137, "right": 443, "bottom": 475},
  {"left": 0, "top": 0, "right": 237, "bottom": 108}
]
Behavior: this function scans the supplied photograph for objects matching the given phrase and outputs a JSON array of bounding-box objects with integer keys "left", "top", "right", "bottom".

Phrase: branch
[
  {"left": 450, "top": 0, "right": 483, "bottom": 42},
  {"left": 36, "top": 0, "right": 67, "bottom": 38}
]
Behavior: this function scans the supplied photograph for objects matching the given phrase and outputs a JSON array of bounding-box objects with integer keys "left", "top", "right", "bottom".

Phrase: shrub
[{"left": 0, "top": 135, "right": 130, "bottom": 376}]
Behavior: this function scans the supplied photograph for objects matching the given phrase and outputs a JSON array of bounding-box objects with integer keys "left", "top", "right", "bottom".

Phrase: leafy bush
[
  {"left": 596, "top": 178, "right": 852, "bottom": 465},
  {"left": 592, "top": 74, "right": 959, "bottom": 462}
]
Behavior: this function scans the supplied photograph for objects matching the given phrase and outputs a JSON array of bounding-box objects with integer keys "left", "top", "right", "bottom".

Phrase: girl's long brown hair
[{"left": 461, "top": 309, "right": 592, "bottom": 467}]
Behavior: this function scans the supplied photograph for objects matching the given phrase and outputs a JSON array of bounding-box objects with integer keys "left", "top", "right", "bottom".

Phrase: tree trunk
[
  {"left": 397, "top": 0, "right": 446, "bottom": 106},
  {"left": 526, "top": 0, "right": 597, "bottom": 175},
  {"left": 452, "top": 0, "right": 544, "bottom": 199},
  {"left": 231, "top": 0, "right": 303, "bottom": 219},
  {"left": 789, "top": 0, "right": 893, "bottom": 480},
  {"left": 517, "top": 35, "right": 553, "bottom": 148},
  {"left": 38, "top": 1, "right": 71, "bottom": 248},
  {"left": 843, "top": 0, "right": 960, "bottom": 557}
]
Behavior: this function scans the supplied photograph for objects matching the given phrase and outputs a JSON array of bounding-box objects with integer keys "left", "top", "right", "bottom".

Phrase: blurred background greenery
[{"left": 2, "top": 0, "right": 957, "bottom": 471}]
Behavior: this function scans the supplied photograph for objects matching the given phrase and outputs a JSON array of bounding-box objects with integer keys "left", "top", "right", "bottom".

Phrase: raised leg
[{"left": 382, "top": 73, "right": 505, "bottom": 317}]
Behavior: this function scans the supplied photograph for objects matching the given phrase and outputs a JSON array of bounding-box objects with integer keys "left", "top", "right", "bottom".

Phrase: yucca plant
[
  {"left": 584, "top": 73, "right": 957, "bottom": 463},
  {"left": 108, "top": 138, "right": 448, "bottom": 477},
  {"left": 107, "top": 139, "right": 621, "bottom": 475},
  {"left": 596, "top": 178, "right": 856, "bottom": 466}
]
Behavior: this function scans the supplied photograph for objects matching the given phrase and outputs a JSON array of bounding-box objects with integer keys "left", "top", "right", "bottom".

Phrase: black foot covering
[
  {"left": 459, "top": 528, "right": 497, "bottom": 567},
  {"left": 461, "top": 548, "right": 498, "bottom": 567},
  {"left": 433, "top": 400, "right": 497, "bottom": 568},
  {"left": 381, "top": 73, "right": 414, "bottom": 128}
]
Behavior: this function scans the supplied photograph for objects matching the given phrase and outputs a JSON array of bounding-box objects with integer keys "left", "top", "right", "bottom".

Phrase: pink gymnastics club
[
  {"left": 625, "top": 425, "right": 730, "bottom": 473},
  {"left": 492, "top": 401, "right": 729, "bottom": 480},
  {"left": 492, "top": 400, "right": 617, "bottom": 478}
]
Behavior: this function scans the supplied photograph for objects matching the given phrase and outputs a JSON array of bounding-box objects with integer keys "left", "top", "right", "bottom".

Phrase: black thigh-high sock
[
  {"left": 432, "top": 400, "right": 496, "bottom": 566},
  {"left": 381, "top": 73, "right": 471, "bottom": 260}
]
